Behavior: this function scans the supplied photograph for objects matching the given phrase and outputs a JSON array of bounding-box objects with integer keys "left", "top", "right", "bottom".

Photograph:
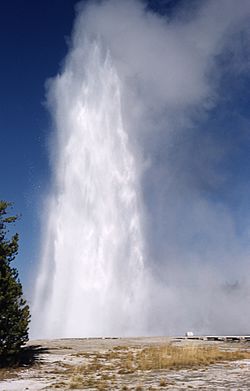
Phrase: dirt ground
[{"left": 0, "top": 337, "right": 249, "bottom": 390}]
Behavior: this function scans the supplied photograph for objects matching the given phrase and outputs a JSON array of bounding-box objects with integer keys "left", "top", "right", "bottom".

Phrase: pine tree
[{"left": 0, "top": 201, "right": 30, "bottom": 365}]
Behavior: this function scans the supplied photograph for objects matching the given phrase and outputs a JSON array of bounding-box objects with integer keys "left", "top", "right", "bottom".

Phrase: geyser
[
  {"left": 33, "top": 0, "right": 250, "bottom": 338},
  {"left": 32, "top": 39, "right": 145, "bottom": 338}
]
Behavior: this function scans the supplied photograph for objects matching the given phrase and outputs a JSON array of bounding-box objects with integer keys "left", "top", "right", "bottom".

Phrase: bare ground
[{"left": 0, "top": 337, "right": 249, "bottom": 390}]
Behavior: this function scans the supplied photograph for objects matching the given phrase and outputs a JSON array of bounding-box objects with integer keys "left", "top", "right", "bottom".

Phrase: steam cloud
[{"left": 33, "top": 0, "right": 250, "bottom": 337}]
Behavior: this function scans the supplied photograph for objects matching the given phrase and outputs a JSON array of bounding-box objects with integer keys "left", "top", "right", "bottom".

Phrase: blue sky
[
  {"left": 0, "top": 0, "right": 79, "bottom": 292},
  {"left": 1, "top": 0, "right": 250, "bottom": 322}
]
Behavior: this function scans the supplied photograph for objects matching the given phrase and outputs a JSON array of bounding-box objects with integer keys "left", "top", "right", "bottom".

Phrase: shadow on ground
[{"left": 0, "top": 345, "right": 48, "bottom": 368}]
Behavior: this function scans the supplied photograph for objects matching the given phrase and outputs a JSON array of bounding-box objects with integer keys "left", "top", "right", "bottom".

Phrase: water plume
[
  {"left": 32, "top": 39, "right": 145, "bottom": 338},
  {"left": 33, "top": 0, "right": 250, "bottom": 338}
]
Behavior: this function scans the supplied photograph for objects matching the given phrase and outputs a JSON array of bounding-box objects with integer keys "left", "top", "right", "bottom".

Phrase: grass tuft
[{"left": 135, "top": 344, "right": 250, "bottom": 371}]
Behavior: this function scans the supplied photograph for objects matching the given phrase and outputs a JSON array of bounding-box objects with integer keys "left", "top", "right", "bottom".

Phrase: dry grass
[
  {"left": 1, "top": 341, "right": 249, "bottom": 390},
  {"left": 159, "top": 378, "right": 168, "bottom": 387},
  {"left": 0, "top": 368, "right": 21, "bottom": 381},
  {"left": 135, "top": 344, "right": 250, "bottom": 370},
  {"left": 63, "top": 343, "right": 250, "bottom": 389}
]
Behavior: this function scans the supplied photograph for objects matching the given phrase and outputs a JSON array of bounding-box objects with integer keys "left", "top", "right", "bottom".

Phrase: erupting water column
[{"left": 32, "top": 39, "right": 145, "bottom": 338}]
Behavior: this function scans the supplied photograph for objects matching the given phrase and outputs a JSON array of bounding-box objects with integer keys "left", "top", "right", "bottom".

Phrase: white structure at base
[{"left": 185, "top": 331, "right": 194, "bottom": 337}]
